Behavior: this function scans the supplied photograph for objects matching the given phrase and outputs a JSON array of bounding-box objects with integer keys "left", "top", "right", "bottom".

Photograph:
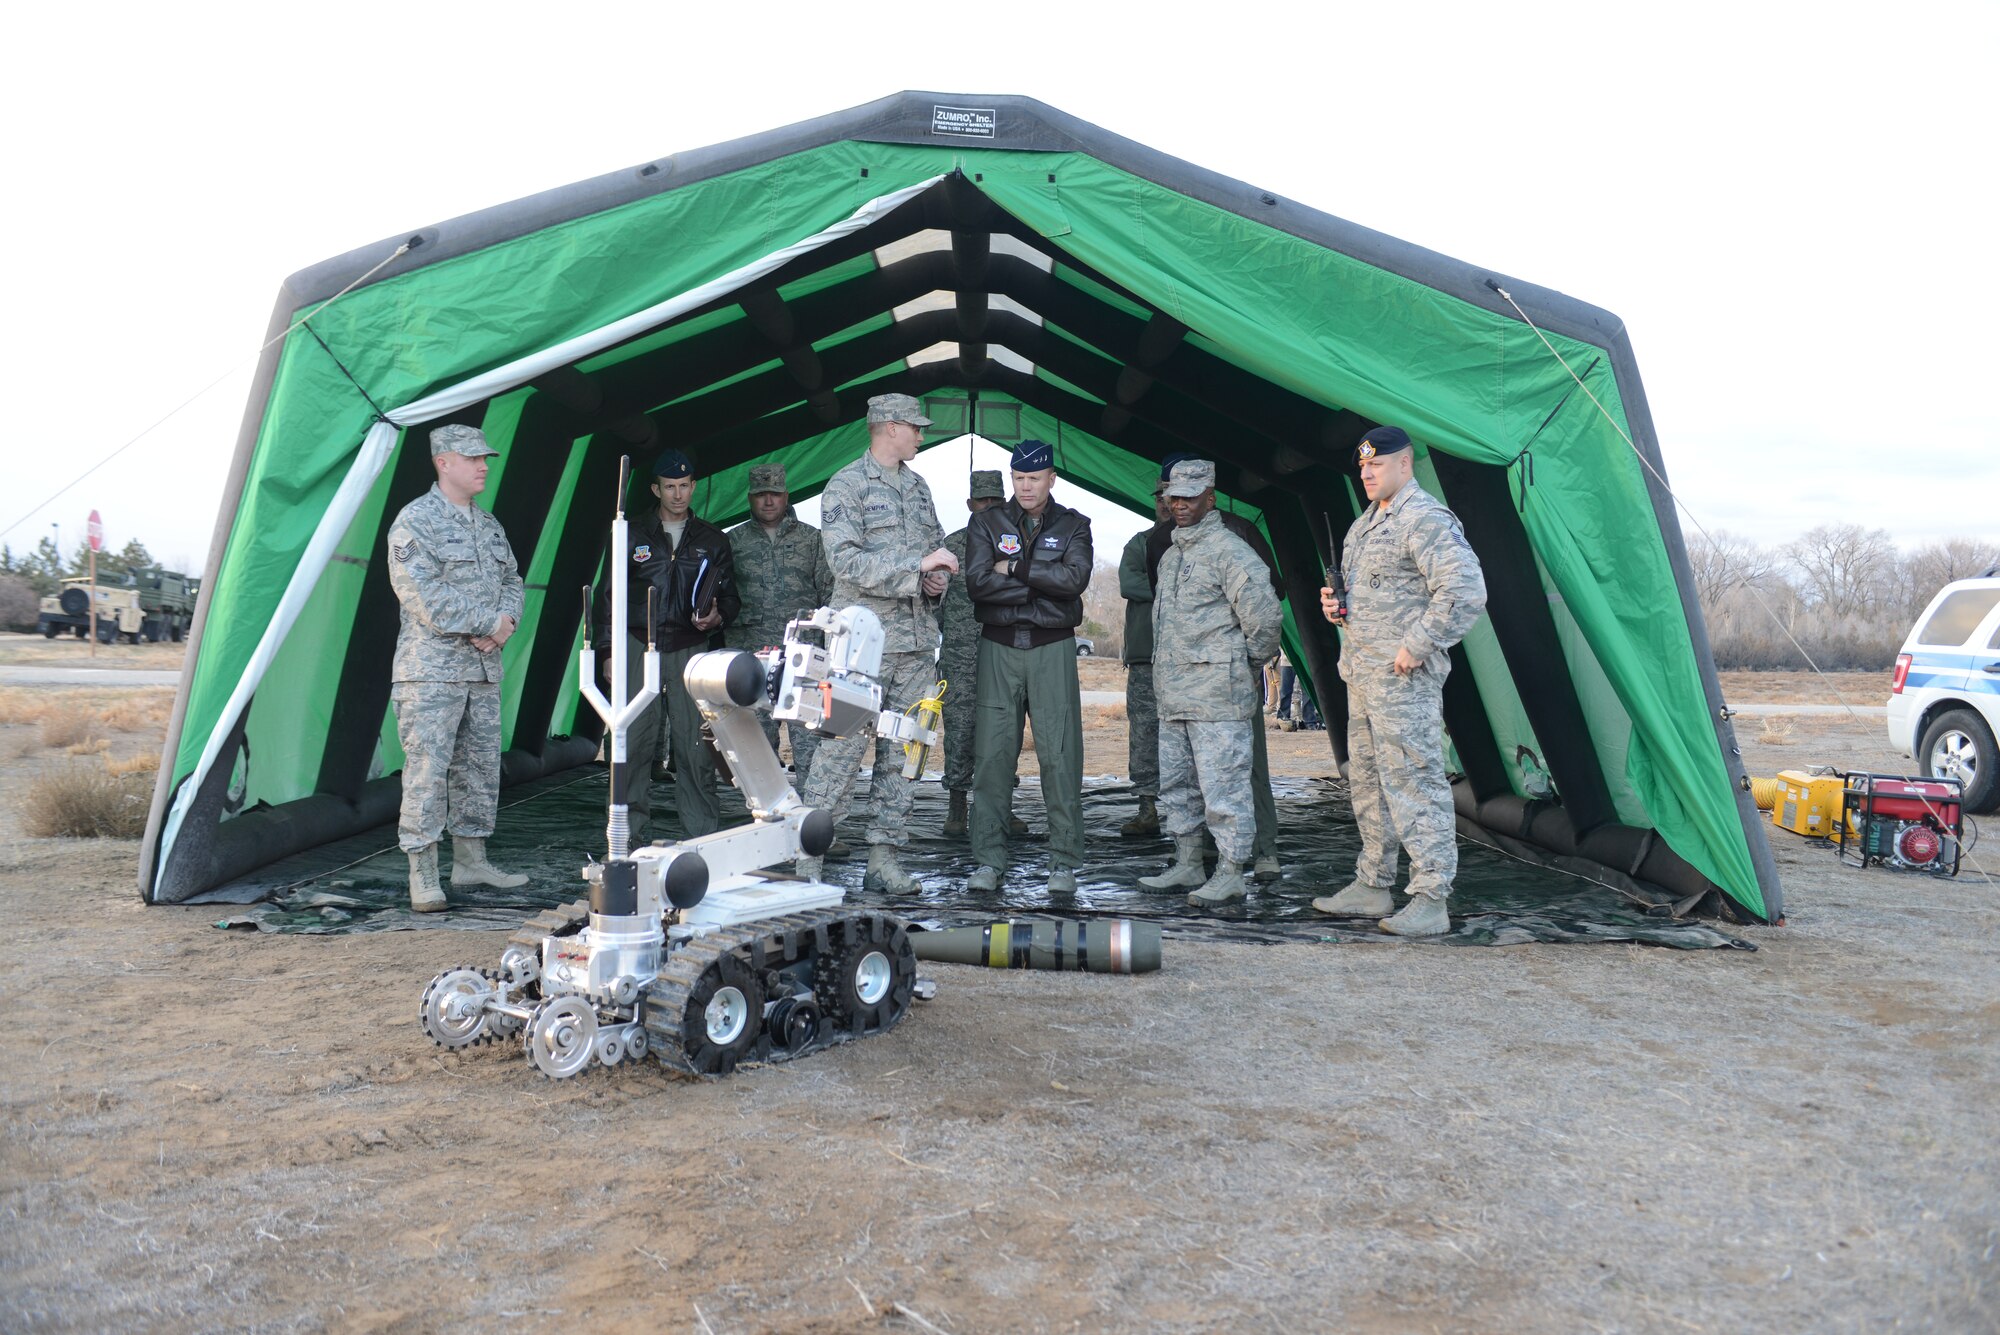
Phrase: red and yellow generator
[{"left": 1835, "top": 772, "right": 1964, "bottom": 876}]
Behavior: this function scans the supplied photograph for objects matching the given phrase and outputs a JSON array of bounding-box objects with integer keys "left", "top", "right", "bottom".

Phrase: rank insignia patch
[{"left": 393, "top": 541, "right": 416, "bottom": 563}]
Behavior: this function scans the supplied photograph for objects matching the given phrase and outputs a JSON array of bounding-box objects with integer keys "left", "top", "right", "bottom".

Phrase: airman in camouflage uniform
[
  {"left": 938, "top": 469, "right": 1025, "bottom": 839},
  {"left": 727, "top": 462, "right": 833, "bottom": 791},
  {"left": 796, "top": 393, "right": 958, "bottom": 893},
  {"left": 1142, "top": 455, "right": 1286, "bottom": 880},
  {"left": 386, "top": 424, "right": 529, "bottom": 912},
  {"left": 1314, "top": 426, "right": 1486, "bottom": 936},
  {"left": 1138, "top": 460, "right": 1282, "bottom": 908},
  {"left": 1117, "top": 483, "right": 1171, "bottom": 838}
]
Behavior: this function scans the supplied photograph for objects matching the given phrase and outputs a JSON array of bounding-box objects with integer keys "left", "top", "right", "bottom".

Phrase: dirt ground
[
  {"left": 3, "top": 670, "right": 1996, "bottom": 1333},
  {"left": 0, "top": 634, "right": 189, "bottom": 669}
]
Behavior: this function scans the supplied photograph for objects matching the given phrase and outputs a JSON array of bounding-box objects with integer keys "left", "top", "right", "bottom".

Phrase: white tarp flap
[
  {"left": 158, "top": 418, "right": 401, "bottom": 866},
  {"left": 157, "top": 175, "right": 948, "bottom": 884}
]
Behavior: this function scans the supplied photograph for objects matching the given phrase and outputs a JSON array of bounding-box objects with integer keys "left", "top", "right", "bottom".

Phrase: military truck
[{"left": 37, "top": 568, "right": 199, "bottom": 643}]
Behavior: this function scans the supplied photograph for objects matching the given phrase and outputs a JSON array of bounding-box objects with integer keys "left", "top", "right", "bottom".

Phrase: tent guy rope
[{"left": 0, "top": 241, "right": 413, "bottom": 544}]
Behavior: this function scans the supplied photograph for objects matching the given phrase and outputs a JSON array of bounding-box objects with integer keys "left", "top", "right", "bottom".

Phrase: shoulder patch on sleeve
[
  {"left": 824, "top": 503, "right": 846, "bottom": 523},
  {"left": 393, "top": 539, "right": 417, "bottom": 563}
]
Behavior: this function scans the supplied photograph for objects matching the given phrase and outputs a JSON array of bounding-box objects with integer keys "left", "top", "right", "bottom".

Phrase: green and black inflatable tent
[{"left": 140, "top": 91, "right": 1783, "bottom": 922}]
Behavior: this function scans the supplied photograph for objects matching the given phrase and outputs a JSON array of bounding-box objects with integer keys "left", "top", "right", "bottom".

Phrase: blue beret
[
  {"left": 1355, "top": 426, "right": 1411, "bottom": 464},
  {"left": 1011, "top": 438, "right": 1054, "bottom": 472},
  {"left": 1159, "top": 452, "right": 1194, "bottom": 482},
  {"left": 653, "top": 448, "right": 693, "bottom": 479}
]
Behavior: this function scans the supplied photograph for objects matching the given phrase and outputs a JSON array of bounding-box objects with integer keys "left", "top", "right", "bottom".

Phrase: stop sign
[{"left": 87, "top": 510, "right": 104, "bottom": 553}]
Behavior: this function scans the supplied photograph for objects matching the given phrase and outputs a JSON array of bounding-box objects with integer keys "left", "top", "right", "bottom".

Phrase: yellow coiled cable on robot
[{"left": 901, "top": 679, "right": 947, "bottom": 778}]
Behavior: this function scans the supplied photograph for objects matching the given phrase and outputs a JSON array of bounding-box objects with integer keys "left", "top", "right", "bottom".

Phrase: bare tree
[
  {"left": 1685, "top": 529, "right": 1779, "bottom": 613},
  {"left": 1784, "top": 523, "right": 1898, "bottom": 612},
  {"left": 1902, "top": 537, "right": 2000, "bottom": 605}
]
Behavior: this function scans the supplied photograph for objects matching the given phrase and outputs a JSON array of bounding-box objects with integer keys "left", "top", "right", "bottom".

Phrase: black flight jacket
[
  {"left": 964, "top": 498, "right": 1095, "bottom": 648},
  {"left": 592, "top": 509, "right": 740, "bottom": 655}
]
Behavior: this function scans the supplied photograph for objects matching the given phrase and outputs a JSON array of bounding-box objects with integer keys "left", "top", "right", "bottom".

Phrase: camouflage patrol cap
[
  {"left": 866, "top": 392, "right": 933, "bottom": 427},
  {"left": 967, "top": 469, "right": 1005, "bottom": 501},
  {"left": 747, "top": 463, "right": 788, "bottom": 495},
  {"left": 429, "top": 424, "right": 499, "bottom": 458},
  {"left": 1163, "top": 458, "right": 1216, "bottom": 498}
]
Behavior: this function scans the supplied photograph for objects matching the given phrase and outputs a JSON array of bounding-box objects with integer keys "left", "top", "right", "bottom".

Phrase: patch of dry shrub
[
  {"left": 39, "top": 713, "right": 99, "bottom": 750},
  {"left": 0, "top": 689, "right": 56, "bottom": 726},
  {"left": 106, "top": 751, "right": 160, "bottom": 778},
  {"left": 21, "top": 758, "right": 155, "bottom": 839},
  {"left": 96, "top": 696, "right": 171, "bottom": 732},
  {"left": 0, "top": 687, "right": 174, "bottom": 736}
]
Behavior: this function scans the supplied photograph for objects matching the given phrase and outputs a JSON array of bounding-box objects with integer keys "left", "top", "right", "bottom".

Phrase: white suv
[{"left": 1887, "top": 572, "right": 2000, "bottom": 813}]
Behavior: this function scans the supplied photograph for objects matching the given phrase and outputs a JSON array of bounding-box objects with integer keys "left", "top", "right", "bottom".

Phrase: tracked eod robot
[{"left": 419, "top": 459, "right": 942, "bottom": 1079}]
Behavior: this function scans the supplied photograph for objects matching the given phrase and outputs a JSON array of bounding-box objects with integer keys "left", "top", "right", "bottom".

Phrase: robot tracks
[{"left": 508, "top": 902, "right": 918, "bottom": 1077}]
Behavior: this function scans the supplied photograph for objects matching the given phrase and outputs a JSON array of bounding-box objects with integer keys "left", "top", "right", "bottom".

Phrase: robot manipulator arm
[{"left": 770, "top": 606, "right": 940, "bottom": 778}]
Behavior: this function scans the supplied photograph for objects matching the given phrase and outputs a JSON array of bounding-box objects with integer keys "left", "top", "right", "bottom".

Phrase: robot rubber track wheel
[
  {"left": 679, "top": 954, "right": 766, "bottom": 1076},
  {"left": 814, "top": 916, "right": 917, "bottom": 1038}
]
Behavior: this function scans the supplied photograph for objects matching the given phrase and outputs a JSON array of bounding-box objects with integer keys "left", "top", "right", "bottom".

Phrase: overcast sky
[{"left": 4, "top": 2, "right": 1993, "bottom": 578}]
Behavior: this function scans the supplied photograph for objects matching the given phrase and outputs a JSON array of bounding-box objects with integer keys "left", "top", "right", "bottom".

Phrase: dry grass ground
[
  {"left": 1, "top": 686, "right": 170, "bottom": 839},
  {"left": 0, "top": 631, "right": 188, "bottom": 670},
  {"left": 1716, "top": 670, "right": 1891, "bottom": 707},
  {"left": 19, "top": 757, "right": 154, "bottom": 837},
  {"left": 0, "top": 686, "right": 175, "bottom": 731},
  {"left": 0, "top": 675, "right": 1993, "bottom": 1333}
]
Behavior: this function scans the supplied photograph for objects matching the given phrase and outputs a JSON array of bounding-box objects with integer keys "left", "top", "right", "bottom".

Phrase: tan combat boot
[
  {"left": 1311, "top": 881, "right": 1394, "bottom": 917},
  {"left": 451, "top": 836, "right": 528, "bottom": 889},
  {"left": 1187, "top": 858, "right": 1247, "bottom": 907},
  {"left": 1118, "top": 796, "right": 1160, "bottom": 839},
  {"left": 1253, "top": 854, "right": 1282, "bottom": 883},
  {"left": 863, "top": 844, "right": 920, "bottom": 894},
  {"left": 967, "top": 865, "right": 1001, "bottom": 892},
  {"left": 943, "top": 790, "right": 969, "bottom": 838},
  {"left": 1379, "top": 892, "right": 1451, "bottom": 937},
  {"left": 1138, "top": 835, "right": 1206, "bottom": 890},
  {"left": 408, "top": 845, "right": 447, "bottom": 913}
]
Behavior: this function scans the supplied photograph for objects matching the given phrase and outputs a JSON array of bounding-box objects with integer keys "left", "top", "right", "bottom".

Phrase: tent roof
[{"left": 143, "top": 91, "right": 1780, "bottom": 921}]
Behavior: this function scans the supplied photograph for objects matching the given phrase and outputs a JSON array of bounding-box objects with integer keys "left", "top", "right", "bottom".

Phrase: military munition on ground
[
  {"left": 913, "top": 918, "right": 1162, "bottom": 973},
  {"left": 418, "top": 459, "right": 942, "bottom": 1079}
]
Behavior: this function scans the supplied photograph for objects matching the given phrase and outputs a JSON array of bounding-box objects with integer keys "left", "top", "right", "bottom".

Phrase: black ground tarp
[{"left": 205, "top": 768, "right": 1751, "bottom": 951}]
